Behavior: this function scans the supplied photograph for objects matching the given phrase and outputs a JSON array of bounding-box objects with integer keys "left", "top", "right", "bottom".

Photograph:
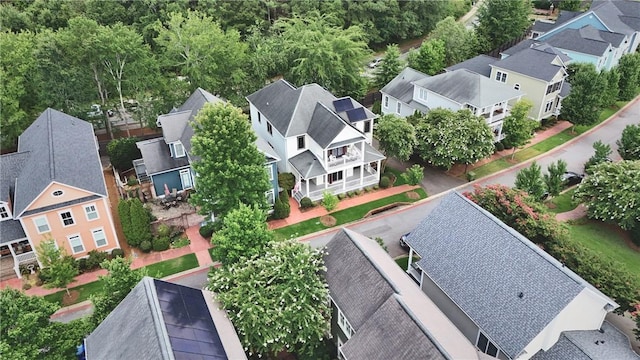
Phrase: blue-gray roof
[
  {"left": 0, "top": 219, "right": 27, "bottom": 244},
  {"left": 544, "top": 27, "right": 611, "bottom": 56},
  {"left": 406, "top": 192, "right": 617, "bottom": 359},
  {"left": 591, "top": 0, "right": 640, "bottom": 34},
  {"left": 13, "top": 109, "right": 106, "bottom": 217},
  {"left": 289, "top": 150, "right": 327, "bottom": 179},
  {"left": 380, "top": 67, "right": 431, "bottom": 106},
  {"left": 492, "top": 47, "right": 567, "bottom": 82},
  {"left": 136, "top": 138, "right": 190, "bottom": 176},
  {"left": 445, "top": 55, "right": 498, "bottom": 77}
]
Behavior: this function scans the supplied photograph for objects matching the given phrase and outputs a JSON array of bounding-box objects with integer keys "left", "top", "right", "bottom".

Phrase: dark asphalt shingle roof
[
  {"left": 307, "top": 103, "right": 347, "bottom": 148},
  {"left": 532, "top": 20, "right": 557, "bottom": 34},
  {"left": 500, "top": 39, "right": 539, "bottom": 56},
  {"left": 406, "top": 192, "right": 617, "bottom": 359},
  {"left": 446, "top": 55, "right": 498, "bottom": 77},
  {"left": 289, "top": 150, "right": 327, "bottom": 180},
  {"left": 544, "top": 27, "right": 611, "bottom": 56},
  {"left": 492, "top": 47, "right": 567, "bottom": 82},
  {"left": 380, "top": 67, "right": 430, "bottom": 105},
  {"left": 136, "top": 138, "right": 190, "bottom": 176},
  {"left": 591, "top": 0, "right": 640, "bottom": 34},
  {"left": 13, "top": 109, "right": 106, "bottom": 217},
  {"left": 0, "top": 220, "right": 27, "bottom": 243}
]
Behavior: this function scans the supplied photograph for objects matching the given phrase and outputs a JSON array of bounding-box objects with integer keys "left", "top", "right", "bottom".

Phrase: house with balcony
[
  {"left": 324, "top": 228, "right": 481, "bottom": 360},
  {"left": 134, "top": 88, "right": 280, "bottom": 206},
  {"left": 380, "top": 68, "right": 523, "bottom": 141},
  {"left": 0, "top": 109, "right": 120, "bottom": 280},
  {"left": 246, "top": 80, "right": 385, "bottom": 203},
  {"left": 403, "top": 192, "right": 638, "bottom": 360}
]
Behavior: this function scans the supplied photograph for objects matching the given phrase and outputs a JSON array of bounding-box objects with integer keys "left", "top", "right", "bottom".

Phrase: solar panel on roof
[
  {"left": 333, "top": 98, "right": 355, "bottom": 113},
  {"left": 346, "top": 107, "right": 368, "bottom": 122}
]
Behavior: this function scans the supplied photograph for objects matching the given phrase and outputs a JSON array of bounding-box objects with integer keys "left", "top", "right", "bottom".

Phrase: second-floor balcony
[
  {"left": 482, "top": 107, "right": 508, "bottom": 124},
  {"left": 327, "top": 145, "right": 362, "bottom": 168}
]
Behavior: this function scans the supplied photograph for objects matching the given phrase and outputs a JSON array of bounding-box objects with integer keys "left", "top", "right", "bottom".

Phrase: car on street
[
  {"left": 562, "top": 172, "right": 584, "bottom": 187},
  {"left": 368, "top": 58, "right": 383, "bottom": 68},
  {"left": 399, "top": 232, "right": 411, "bottom": 249}
]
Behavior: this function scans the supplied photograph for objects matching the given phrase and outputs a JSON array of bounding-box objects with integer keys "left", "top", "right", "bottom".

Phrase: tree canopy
[
  {"left": 376, "top": 114, "right": 417, "bottom": 164},
  {"left": 502, "top": 100, "right": 536, "bottom": 158},
  {"left": 617, "top": 52, "right": 640, "bottom": 101},
  {"left": 617, "top": 124, "right": 640, "bottom": 161},
  {"left": 373, "top": 44, "right": 403, "bottom": 89},
  {"left": 476, "top": 0, "right": 532, "bottom": 52},
  {"left": 561, "top": 63, "right": 606, "bottom": 126},
  {"left": 429, "top": 16, "right": 478, "bottom": 66},
  {"left": 36, "top": 239, "right": 78, "bottom": 296},
  {"left": 407, "top": 39, "right": 446, "bottom": 76},
  {"left": 515, "top": 161, "right": 547, "bottom": 200}
]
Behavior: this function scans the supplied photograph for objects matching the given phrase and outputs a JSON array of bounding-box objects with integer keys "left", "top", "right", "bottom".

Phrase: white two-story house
[
  {"left": 246, "top": 80, "right": 385, "bottom": 203},
  {"left": 381, "top": 68, "right": 523, "bottom": 141}
]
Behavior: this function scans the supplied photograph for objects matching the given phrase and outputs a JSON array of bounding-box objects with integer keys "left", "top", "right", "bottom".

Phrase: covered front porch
[
  {"left": 0, "top": 239, "right": 37, "bottom": 280},
  {"left": 292, "top": 164, "right": 381, "bottom": 203}
]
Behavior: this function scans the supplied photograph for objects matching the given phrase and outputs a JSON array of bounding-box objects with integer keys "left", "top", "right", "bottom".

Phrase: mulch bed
[
  {"left": 62, "top": 290, "right": 80, "bottom": 306},
  {"left": 405, "top": 191, "right": 420, "bottom": 200},
  {"left": 320, "top": 215, "right": 337, "bottom": 227}
]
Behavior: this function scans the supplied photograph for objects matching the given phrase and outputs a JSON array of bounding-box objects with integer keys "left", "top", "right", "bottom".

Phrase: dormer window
[
  {"left": 495, "top": 71, "right": 507, "bottom": 83},
  {"left": 297, "top": 135, "right": 305, "bottom": 150},
  {"left": 0, "top": 204, "right": 10, "bottom": 221},
  {"left": 419, "top": 88, "right": 428, "bottom": 101},
  {"left": 173, "top": 143, "right": 185, "bottom": 158}
]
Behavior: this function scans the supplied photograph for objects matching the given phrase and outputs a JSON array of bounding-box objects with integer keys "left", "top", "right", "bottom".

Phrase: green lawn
[
  {"left": 383, "top": 167, "right": 408, "bottom": 186},
  {"left": 44, "top": 253, "right": 199, "bottom": 306},
  {"left": 274, "top": 189, "right": 427, "bottom": 240},
  {"left": 546, "top": 188, "right": 578, "bottom": 214},
  {"left": 394, "top": 255, "right": 419, "bottom": 270}
]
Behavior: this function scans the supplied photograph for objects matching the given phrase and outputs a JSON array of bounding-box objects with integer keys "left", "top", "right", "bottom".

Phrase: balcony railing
[{"left": 327, "top": 147, "right": 362, "bottom": 168}]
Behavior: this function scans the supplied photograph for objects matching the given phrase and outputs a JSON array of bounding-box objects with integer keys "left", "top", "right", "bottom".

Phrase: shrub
[
  {"left": 495, "top": 141, "right": 505, "bottom": 151},
  {"left": 273, "top": 192, "right": 291, "bottom": 219},
  {"left": 118, "top": 200, "right": 132, "bottom": 243},
  {"left": 139, "top": 240, "right": 152, "bottom": 253},
  {"left": 347, "top": 191, "right": 355, "bottom": 197},
  {"left": 107, "top": 137, "right": 142, "bottom": 171},
  {"left": 372, "top": 100, "right": 381, "bottom": 115},
  {"left": 300, "top": 197, "right": 313, "bottom": 209},
  {"left": 355, "top": 189, "right": 364, "bottom": 196},
  {"left": 156, "top": 223, "right": 171, "bottom": 238},
  {"left": 86, "top": 250, "right": 108, "bottom": 270},
  {"left": 111, "top": 248, "right": 124, "bottom": 258},
  {"left": 373, "top": 185, "right": 379, "bottom": 190},
  {"left": 172, "top": 237, "right": 191, "bottom": 248},
  {"left": 152, "top": 236, "right": 171, "bottom": 252},
  {"left": 466, "top": 171, "right": 477, "bottom": 182},
  {"left": 77, "top": 258, "right": 90, "bottom": 273},
  {"left": 379, "top": 176, "right": 391, "bottom": 188},
  {"left": 22, "top": 283, "right": 31, "bottom": 290},
  {"left": 401, "top": 164, "right": 424, "bottom": 186},
  {"left": 126, "top": 176, "right": 138, "bottom": 186},
  {"left": 199, "top": 223, "right": 215, "bottom": 238},
  {"left": 338, "top": 193, "right": 347, "bottom": 200},
  {"left": 502, "top": 140, "right": 513, "bottom": 149},
  {"left": 278, "top": 173, "right": 296, "bottom": 192},
  {"left": 322, "top": 191, "right": 339, "bottom": 212}
]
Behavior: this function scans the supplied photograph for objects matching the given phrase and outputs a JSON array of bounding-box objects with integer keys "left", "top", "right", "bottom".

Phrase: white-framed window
[
  {"left": 297, "top": 135, "right": 305, "bottom": 150},
  {"left": 383, "top": 96, "right": 389, "bottom": 108},
  {"left": 514, "top": 83, "right": 520, "bottom": 90},
  {"left": 84, "top": 204, "right": 99, "bottom": 221},
  {"left": 419, "top": 88, "right": 428, "bottom": 101},
  {"left": 59, "top": 210, "right": 75, "bottom": 227},
  {"left": 364, "top": 120, "right": 371, "bottom": 133},
  {"left": 265, "top": 165, "right": 273, "bottom": 181},
  {"left": 91, "top": 228, "right": 107, "bottom": 248},
  {"left": 52, "top": 190, "right": 64, "bottom": 197},
  {"left": 337, "top": 309, "right": 354, "bottom": 339},
  {"left": 495, "top": 71, "right": 507, "bottom": 83},
  {"left": 33, "top": 216, "right": 50, "bottom": 233},
  {"left": 544, "top": 100, "right": 554, "bottom": 113},
  {"left": 0, "top": 204, "right": 9, "bottom": 221},
  {"left": 396, "top": 102, "right": 401, "bottom": 114},
  {"left": 174, "top": 143, "right": 185, "bottom": 158},
  {"left": 257, "top": 111, "right": 262, "bottom": 123},
  {"left": 267, "top": 122, "right": 273, "bottom": 135},
  {"left": 265, "top": 189, "right": 275, "bottom": 206},
  {"left": 68, "top": 234, "right": 85, "bottom": 254},
  {"left": 476, "top": 332, "right": 500, "bottom": 357},
  {"left": 180, "top": 168, "right": 193, "bottom": 189}
]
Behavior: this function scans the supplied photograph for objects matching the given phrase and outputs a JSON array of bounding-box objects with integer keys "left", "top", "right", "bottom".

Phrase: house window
[
  {"left": 84, "top": 204, "right": 99, "bottom": 221},
  {"left": 552, "top": 81, "right": 562, "bottom": 92},
  {"left": 546, "top": 84, "right": 553, "bottom": 95},
  {"left": 68, "top": 234, "right": 84, "bottom": 254},
  {"left": 267, "top": 122, "right": 273, "bottom": 135},
  {"left": 52, "top": 190, "right": 64, "bottom": 197},
  {"left": 419, "top": 88, "right": 428, "bottom": 101},
  {"left": 328, "top": 171, "right": 343, "bottom": 184},
  {"left": 337, "top": 309, "right": 354, "bottom": 339},
  {"left": 383, "top": 96, "right": 389, "bottom": 108},
  {"left": 60, "top": 211, "right": 75, "bottom": 227},
  {"left": 544, "top": 100, "right": 554, "bottom": 113},
  {"left": 364, "top": 120, "right": 371, "bottom": 133},
  {"left": 495, "top": 71, "right": 507, "bottom": 83},
  {"left": 174, "top": 143, "right": 185, "bottom": 158},
  {"left": 180, "top": 169, "right": 193, "bottom": 189},
  {"left": 477, "top": 332, "right": 499, "bottom": 357},
  {"left": 265, "top": 165, "right": 273, "bottom": 181},
  {"left": 33, "top": 217, "right": 50, "bottom": 233},
  {"left": 396, "top": 102, "right": 401, "bottom": 114},
  {"left": 265, "top": 190, "right": 275, "bottom": 206},
  {"left": 92, "top": 228, "right": 107, "bottom": 248},
  {"left": 257, "top": 111, "right": 262, "bottom": 124},
  {"left": 0, "top": 205, "right": 9, "bottom": 220},
  {"left": 297, "top": 135, "right": 305, "bottom": 150},
  {"left": 514, "top": 83, "right": 520, "bottom": 90}
]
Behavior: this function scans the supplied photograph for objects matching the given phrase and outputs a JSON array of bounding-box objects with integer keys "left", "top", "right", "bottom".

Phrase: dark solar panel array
[
  {"left": 333, "top": 98, "right": 355, "bottom": 113},
  {"left": 346, "top": 107, "right": 368, "bottom": 122},
  {"left": 154, "top": 279, "right": 228, "bottom": 360}
]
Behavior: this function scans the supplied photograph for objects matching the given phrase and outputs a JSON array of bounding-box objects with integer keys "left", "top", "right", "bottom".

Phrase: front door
[{"left": 180, "top": 169, "right": 193, "bottom": 190}]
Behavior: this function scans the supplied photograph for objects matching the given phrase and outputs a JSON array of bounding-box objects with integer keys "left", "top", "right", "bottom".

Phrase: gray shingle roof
[
  {"left": 13, "top": 109, "right": 106, "bottom": 217},
  {"left": 531, "top": 321, "right": 640, "bottom": 360},
  {"left": 500, "top": 39, "right": 539, "bottom": 56},
  {"left": 0, "top": 220, "right": 27, "bottom": 244},
  {"left": 255, "top": 137, "right": 280, "bottom": 163},
  {"left": 406, "top": 192, "right": 617, "bottom": 359},
  {"left": 363, "top": 142, "right": 385, "bottom": 163},
  {"left": 380, "top": 67, "right": 430, "bottom": 105},
  {"left": 591, "top": 0, "right": 640, "bottom": 34},
  {"left": 289, "top": 150, "right": 327, "bottom": 180},
  {"left": 136, "top": 138, "right": 190, "bottom": 176},
  {"left": 0, "top": 151, "right": 29, "bottom": 204},
  {"left": 532, "top": 20, "right": 557, "bottom": 34},
  {"left": 445, "top": 55, "right": 498, "bottom": 77},
  {"left": 413, "top": 69, "right": 523, "bottom": 108},
  {"left": 492, "top": 47, "right": 566, "bottom": 82},
  {"left": 545, "top": 27, "right": 611, "bottom": 56}
]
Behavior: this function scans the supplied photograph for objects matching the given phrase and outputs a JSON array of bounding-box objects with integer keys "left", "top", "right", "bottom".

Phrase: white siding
[
  {"left": 380, "top": 94, "right": 418, "bottom": 118},
  {"left": 422, "top": 90, "right": 462, "bottom": 111},
  {"left": 249, "top": 104, "right": 288, "bottom": 172}
]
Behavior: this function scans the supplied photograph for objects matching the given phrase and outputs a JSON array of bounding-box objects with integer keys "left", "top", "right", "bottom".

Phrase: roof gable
[
  {"left": 22, "top": 182, "right": 98, "bottom": 214},
  {"left": 492, "top": 47, "right": 567, "bottom": 82},
  {"left": 380, "top": 67, "right": 430, "bottom": 104}
]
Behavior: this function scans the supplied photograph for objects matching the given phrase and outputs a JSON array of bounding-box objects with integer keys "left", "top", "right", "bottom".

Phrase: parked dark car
[
  {"left": 399, "top": 232, "right": 410, "bottom": 249},
  {"left": 562, "top": 172, "right": 584, "bottom": 187},
  {"left": 368, "top": 58, "right": 383, "bottom": 68}
]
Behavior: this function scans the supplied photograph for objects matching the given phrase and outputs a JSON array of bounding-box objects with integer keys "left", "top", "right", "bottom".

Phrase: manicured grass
[
  {"left": 546, "top": 188, "right": 578, "bottom": 214},
  {"left": 566, "top": 220, "right": 640, "bottom": 279},
  {"left": 394, "top": 255, "right": 419, "bottom": 270},
  {"left": 274, "top": 189, "right": 428, "bottom": 240},
  {"left": 383, "top": 167, "right": 408, "bottom": 186},
  {"left": 44, "top": 253, "right": 199, "bottom": 306}
]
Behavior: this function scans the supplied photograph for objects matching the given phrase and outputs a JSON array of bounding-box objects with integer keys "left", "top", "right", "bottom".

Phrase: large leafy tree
[
  {"left": 561, "top": 63, "right": 607, "bottom": 126},
  {"left": 476, "top": 0, "right": 532, "bottom": 52},
  {"left": 190, "top": 102, "right": 271, "bottom": 221},
  {"left": 617, "top": 52, "right": 640, "bottom": 101},
  {"left": 36, "top": 239, "right": 78, "bottom": 297},
  {"left": 584, "top": 140, "right": 612, "bottom": 174},
  {"left": 573, "top": 160, "right": 640, "bottom": 230},
  {"left": 373, "top": 44, "right": 403, "bottom": 89},
  {"left": 107, "top": 137, "right": 142, "bottom": 171},
  {"left": 600, "top": 68, "right": 620, "bottom": 108},
  {"left": 208, "top": 239, "right": 329, "bottom": 358},
  {"left": 515, "top": 161, "right": 547, "bottom": 200},
  {"left": 274, "top": 12, "right": 369, "bottom": 98},
  {"left": 211, "top": 203, "right": 274, "bottom": 266},
  {"left": 407, "top": 39, "right": 446, "bottom": 76},
  {"left": 375, "top": 114, "right": 417, "bottom": 171},
  {"left": 415, "top": 109, "right": 494, "bottom": 171},
  {"left": 502, "top": 100, "right": 537, "bottom": 158},
  {"left": 617, "top": 124, "right": 640, "bottom": 161},
  {"left": 544, "top": 159, "right": 568, "bottom": 197},
  {"left": 429, "top": 16, "right": 478, "bottom": 66}
]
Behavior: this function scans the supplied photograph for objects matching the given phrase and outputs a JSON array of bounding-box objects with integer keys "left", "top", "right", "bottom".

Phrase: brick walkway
[{"left": 555, "top": 204, "right": 587, "bottom": 222}]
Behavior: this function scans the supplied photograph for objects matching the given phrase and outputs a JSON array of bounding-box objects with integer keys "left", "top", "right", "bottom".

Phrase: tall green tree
[
  {"left": 36, "top": 239, "right": 78, "bottom": 297},
  {"left": 544, "top": 159, "right": 568, "bottom": 197},
  {"left": 128, "top": 198, "right": 153, "bottom": 247},
  {"left": 601, "top": 68, "right": 620, "bottom": 108},
  {"left": 407, "top": 39, "right": 446, "bottom": 76},
  {"left": 429, "top": 16, "right": 479, "bottom": 66},
  {"left": 107, "top": 137, "right": 142, "bottom": 171},
  {"left": 415, "top": 109, "right": 494, "bottom": 171},
  {"left": 374, "top": 44, "right": 403, "bottom": 89},
  {"left": 560, "top": 63, "right": 606, "bottom": 127},
  {"left": 476, "top": 0, "right": 532, "bottom": 52},
  {"left": 584, "top": 140, "right": 612, "bottom": 174},
  {"left": 190, "top": 102, "right": 271, "bottom": 221},
  {"left": 574, "top": 160, "right": 640, "bottom": 230},
  {"left": 515, "top": 161, "right": 547, "bottom": 200},
  {"left": 617, "top": 52, "right": 640, "bottom": 101},
  {"left": 376, "top": 114, "right": 417, "bottom": 171},
  {"left": 617, "top": 124, "right": 640, "bottom": 161},
  {"left": 559, "top": 0, "right": 582, "bottom": 11},
  {"left": 208, "top": 239, "right": 329, "bottom": 358},
  {"left": 502, "top": 100, "right": 537, "bottom": 159},
  {"left": 211, "top": 204, "right": 274, "bottom": 266},
  {"left": 274, "top": 12, "right": 369, "bottom": 98}
]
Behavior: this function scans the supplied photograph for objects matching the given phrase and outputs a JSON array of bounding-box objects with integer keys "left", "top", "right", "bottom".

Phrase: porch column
[
  {"left": 306, "top": 178, "right": 310, "bottom": 197},
  {"left": 342, "top": 172, "right": 346, "bottom": 191},
  {"left": 360, "top": 164, "right": 364, "bottom": 185},
  {"left": 407, "top": 248, "right": 414, "bottom": 271},
  {"left": 8, "top": 243, "right": 21, "bottom": 279},
  {"left": 376, "top": 160, "right": 382, "bottom": 181}
]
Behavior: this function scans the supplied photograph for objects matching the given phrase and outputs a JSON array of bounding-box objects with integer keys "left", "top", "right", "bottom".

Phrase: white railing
[
  {"left": 327, "top": 147, "right": 362, "bottom": 168},
  {"left": 16, "top": 251, "right": 36, "bottom": 264}
]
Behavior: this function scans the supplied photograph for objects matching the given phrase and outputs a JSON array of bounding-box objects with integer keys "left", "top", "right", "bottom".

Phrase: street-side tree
[
  {"left": 515, "top": 162, "right": 547, "bottom": 200},
  {"left": 407, "top": 39, "right": 446, "bottom": 76},
  {"left": 415, "top": 109, "right": 494, "bottom": 171},
  {"left": 617, "top": 124, "right": 640, "bottom": 161},
  {"left": 544, "top": 159, "right": 568, "bottom": 197},
  {"left": 584, "top": 140, "right": 612, "bottom": 174},
  {"left": 429, "top": 16, "right": 479, "bottom": 66},
  {"left": 373, "top": 44, "right": 403, "bottom": 89},
  {"left": 559, "top": 0, "right": 582, "bottom": 11},
  {"left": 190, "top": 102, "right": 271, "bottom": 221},
  {"left": 107, "top": 137, "right": 142, "bottom": 171},
  {"left": 90, "top": 257, "right": 147, "bottom": 327},
  {"left": 211, "top": 204, "right": 274, "bottom": 266},
  {"left": 502, "top": 100, "right": 536, "bottom": 159},
  {"left": 208, "top": 239, "right": 329, "bottom": 358},
  {"left": 561, "top": 63, "right": 606, "bottom": 126},
  {"left": 476, "top": 0, "right": 532, "bottom": 52},
  {"left": 376, "top": 114, "right": 417, "bottom": 172},
  {"left": 36, "top": 239, "right": 78, "bottom": 297},
  {"left": 617, "top": 52, "right": 640, "bottom": 101},
  {"left": 573, "top": 160, "right": 640, "bottom": 230},
  {"left": 601, "top": 68, "right": 620, "bottom": 108}
]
